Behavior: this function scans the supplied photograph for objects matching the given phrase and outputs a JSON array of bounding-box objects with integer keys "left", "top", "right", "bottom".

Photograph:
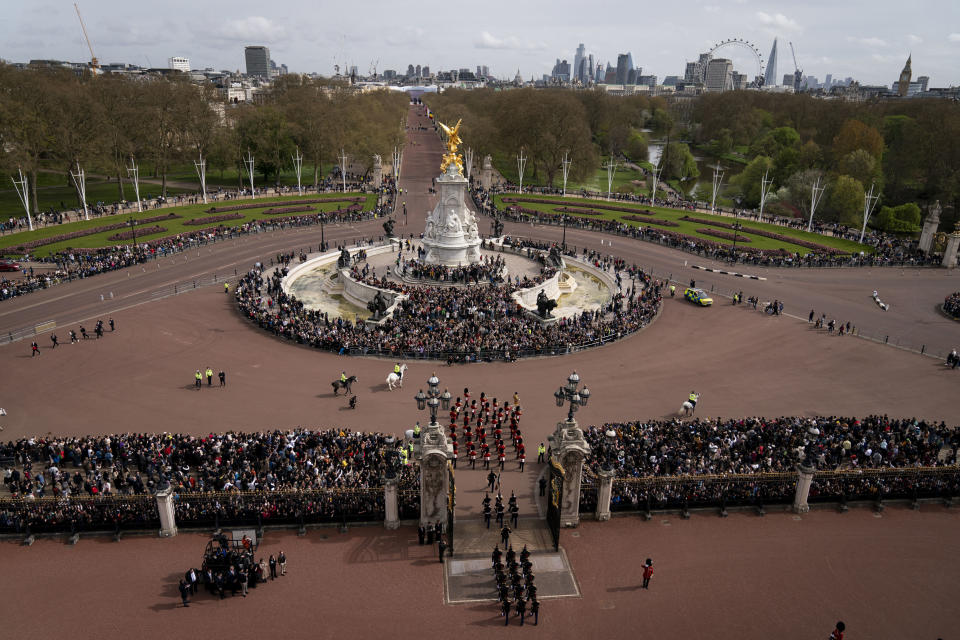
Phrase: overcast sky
[{"left": 3, "top": 0, "right": 958, "bottom": 86}]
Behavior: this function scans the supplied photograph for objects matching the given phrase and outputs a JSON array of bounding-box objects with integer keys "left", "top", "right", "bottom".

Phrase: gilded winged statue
[{"left": 439, "top": 119, "right": 464, "bottom": 175}]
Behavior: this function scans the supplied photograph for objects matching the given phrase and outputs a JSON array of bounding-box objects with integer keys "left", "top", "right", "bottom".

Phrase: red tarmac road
[{"left": 1, "top": 104, "right": 958, "bottom": 638}]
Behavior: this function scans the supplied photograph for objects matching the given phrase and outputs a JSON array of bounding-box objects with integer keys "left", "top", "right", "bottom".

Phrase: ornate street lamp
[
  {"left": 554, "top": 371, "right": 590, "bottom": 422},
  {"left": 415, "top": 373, "right": 443, "bottom": 426}
]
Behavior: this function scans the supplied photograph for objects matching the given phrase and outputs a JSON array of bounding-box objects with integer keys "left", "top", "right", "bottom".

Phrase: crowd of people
[
  {"left": 0, "top": 427, "right": 419, "bottom": 532},
  {"left": 583, "top": 415, "right": 960, "bottom": 511},
  {"left": 237, "top": 247, "right": 662, "bottom": 361},
  {"left": 945, "top": 292, "right": 960, "bottom": 319},
  {"left": 397, "top": 254, "right": 506, "bottom": 285}
]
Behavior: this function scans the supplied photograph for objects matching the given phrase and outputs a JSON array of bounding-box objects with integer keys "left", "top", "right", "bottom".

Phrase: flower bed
[
  {"left": 680, "top": 216, "right": 846, "bottom": 255},
  {"left": 501, "top": 197, "right": 657, "bottom": 217},
  {"left": 183, "top": 213, "right": 245, "bottom": 226},
  {"left": 696, "top": 228, "right": 752, "bottom": 243},
  {"left": 622, "top": 215, "right": 678, "bottom": 227},
  {"left": 555, "top": 207, "right": 603, "bottom": 216},
  {"left": 8, "top": 213, "right": 181, "bottom": 252},
  {"left": 206, "top": 197, "right": 363, "bottom": 214},
  {"left": 261, "top": 206, "right": 318, "bottom": 216},
  {"left": 107, "top": 226, "right": 167, "bottom": 241}
]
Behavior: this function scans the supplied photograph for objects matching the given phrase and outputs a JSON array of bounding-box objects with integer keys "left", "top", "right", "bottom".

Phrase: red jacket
[{"left": 643, "top": 565, "right": 654, "bottom": 579}]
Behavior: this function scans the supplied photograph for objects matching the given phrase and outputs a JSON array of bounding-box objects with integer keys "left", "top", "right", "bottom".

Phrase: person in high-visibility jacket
[
  {"left": 669, "top": 285, "right": 676, "bottom": 297},
  {"left": 341, "top": 371, "right": 347, "bottom": 383},
  {"left": 195, "top": 370, "right": 202, "bottom": 389},
  {"left": 413, "top": 422, "right": 421, "bottom": 439},
  {"left": 688, "top": 391, "right": 698, "bottom": 409},
  {"left": 224, "top": 282, "right": 230, "bottom": 293},
  {"left": 394, "top": 362, "right": 403, "bottom": 381}
]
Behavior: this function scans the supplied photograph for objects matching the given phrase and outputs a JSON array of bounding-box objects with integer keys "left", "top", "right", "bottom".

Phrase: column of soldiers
[
  {"left": 446, "top": 390, "right": 525, "bottom": 471},
  {"left": 492, "top": 543, "right": 539, "bottom": 625},
  {"left": 481, "top": 491, "right": 519, "bottom": 530}
]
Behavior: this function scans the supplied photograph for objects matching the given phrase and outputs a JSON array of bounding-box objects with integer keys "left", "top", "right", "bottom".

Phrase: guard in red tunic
[
  {"left": 518, "top": 451, "right": 526, "bottom": 472},
  {"left": 642, "top": 559, "right": 654, "bottom": 589}
]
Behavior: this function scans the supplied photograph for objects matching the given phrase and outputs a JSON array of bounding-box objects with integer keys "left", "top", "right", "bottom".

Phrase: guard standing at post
[{"left": 537, "top": 443, "right": 546, "bottom": 464}]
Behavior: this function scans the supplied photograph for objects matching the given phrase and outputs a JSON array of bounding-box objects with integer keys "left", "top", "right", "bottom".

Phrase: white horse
[
  {"left": 680, "top": 393, "right": 700, "bottom": 417},
  {"left": 386, "top": 364, "right": 408, "bottom": 391}
]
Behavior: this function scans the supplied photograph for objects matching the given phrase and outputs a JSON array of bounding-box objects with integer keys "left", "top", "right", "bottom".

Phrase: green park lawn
[
  {"left": 492, "top": 193, "right": 870, "bottom": 256},
  {"left": 0, "top": 193, "right": 377, "bottom": 258},
  {"left": 492, "top": 153, "right": 653, "bottom": 196},
  {"left": 0, "top": 179, "right": 194, "bottom": 220}
]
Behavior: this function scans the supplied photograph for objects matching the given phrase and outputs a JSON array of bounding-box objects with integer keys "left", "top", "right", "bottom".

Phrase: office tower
[
  {"left": 764, "top": 39, "right": 778, "bottom": 86},
  {"left": 244, "top": 46, "right": 270, "bottom": 78},
  {"left": 168, "top": 56, "right": 189, "bottom": 72},
  {"left": 407, "top": 64, "right": 415, "bottom": 77},
  {"left": 415, "top": 64, "right": 422, "bottom": 77},
  {"left": 783, "top": 73, "right": 795, "bottom": 87},
  {"left": 704, "top": 58, "right": 733, "bottom": 91},
  {"left": 917, "top": 75, "right": 929, "bottom": 92},
  {"left": 422, "top": 66, "right": 430, "bottom": 77},
  {"left": 573, "top": 43, "right": 585, "bottom": 84},
  {"left": 615, "top": 54, "right": 630, "bottom": 85}
]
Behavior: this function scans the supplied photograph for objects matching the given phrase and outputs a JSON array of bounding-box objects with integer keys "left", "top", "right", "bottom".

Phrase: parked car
[{"left": 684, "top": 287, "right": 713, "bottom": 306}]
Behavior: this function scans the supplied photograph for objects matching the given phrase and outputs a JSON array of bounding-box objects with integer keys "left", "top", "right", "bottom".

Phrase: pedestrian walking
[
  {"left": 437, "top": 536, "right": 447, "bottom": 562},
  {"left": 31, "top": 341, "right": 39, "bottom": 356},
  {"left": 269, "top": 554, "right": 277, "bottom": 579},
  {"left": 642, "top": 558, "right": 654, "bottom": 589},
  {"left": 50, "top": 334, "right": 58, "bottom": 348},
  {"left": 109, "top": 318, "right": 115, "bottom": 331},
  {"left": 487, "top": 471, "right": 496, "bottom": 491},
  {"left": 829, "top": 622, "right": 845, "bottom": 640},
  {"left": 178, "top": 579, "right": 190, "bottom": 607},
  {"left": 219, "top": 370, "right": 226, "bottom": 386},
  {"left": 278, "top": 550, "right": 286, "bottom": 575}
]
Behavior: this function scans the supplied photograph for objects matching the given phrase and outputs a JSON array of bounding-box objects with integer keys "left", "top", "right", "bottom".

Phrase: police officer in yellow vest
[
  {"left": 394, "top": 362, "right": 402, "bottom": 381},
  {"left": 206, "top": 367, "right": 214, "bottom": 386},
  {"left": 413, "top": 421, "right": 421, "bottom": 439},
  {"left": 688, "top": 391, "right": 698, "bottom": 409},
  {"left": 195, "top": 370, "right": 202, "bottom": 389},
  {"left": 537, "top": 443, "right": 546, "bottom": 464},
  {"left": 670, "top": 285, "right": 676, "bottom": 297},
  {"left": 224, "top": 282, "right": 229, "bottom": 294},
  {"left": 341, "top": 371, "right": 347, "bottom": 383}
]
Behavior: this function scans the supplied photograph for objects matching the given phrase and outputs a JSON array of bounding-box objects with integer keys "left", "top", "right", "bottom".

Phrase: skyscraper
[
  {"left": 764, "top": 39, "right": 778, "bottom": 87},
  {"left": 244, "top": 46, "right": 270, "bottom": 78},
  {"left": 573, "top": 43, "right": 585, "bottom": 84},
  {"left": 615, "top": 54, "right": 631, "bottom": 85}
]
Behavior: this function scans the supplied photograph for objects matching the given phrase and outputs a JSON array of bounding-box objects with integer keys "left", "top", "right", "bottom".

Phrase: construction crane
[
  {"left": 789, "top": 41, "right": 802, "bottom": 93},
  {"left": 74, "top": 3, "right": 99, "bottom": 71},
  {"left": 368, "top": 59, "right": 379, "bottom": 79}
]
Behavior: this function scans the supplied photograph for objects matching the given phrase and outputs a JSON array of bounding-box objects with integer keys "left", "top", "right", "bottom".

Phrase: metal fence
[
  {"left": 809, "top": 467, "right": 960, "bottom": 503},
  {"left": 0, "top": 493, "right": 160, "bottom": 535}
]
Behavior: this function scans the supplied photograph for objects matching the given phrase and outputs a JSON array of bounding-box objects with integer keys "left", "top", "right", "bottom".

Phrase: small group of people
[
  {"left": 416, "top": 520, "right": 448, "bottom": 561},
  {"left": 493, "top": 544, "right": 539, "bottom": 625},
  {"left": 194, "top": 367, "right": 226, "bottom": 389},
  {"left": 481, "top": 490, "right": 520, "bottom": 530},
  {"left": 33, "top": 319, "right": 115, "bottom": 356},
  {"left": 810, "top": 310, "right": 856, "bottom": 336},
  {"left": 177, "top": 534, "right": 287, "bottom": 607}
]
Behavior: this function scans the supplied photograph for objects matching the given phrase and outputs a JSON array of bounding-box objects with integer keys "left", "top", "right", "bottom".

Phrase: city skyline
[{"left": 3, "top": 0, "right": 959, "bottom": 86}]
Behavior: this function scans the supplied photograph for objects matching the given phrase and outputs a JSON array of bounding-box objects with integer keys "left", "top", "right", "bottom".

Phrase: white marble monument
[{"left": 422, "top": 119, "right": 482, "bottom": 266}]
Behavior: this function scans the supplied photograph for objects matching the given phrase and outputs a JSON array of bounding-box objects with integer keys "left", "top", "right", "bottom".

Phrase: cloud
[
  {"left": 213, "top": 16, "right": 288, "bottom": 42},
  {"left": 906, "top": 34, "right": 922, "bottom": 45},
  {"left": 385, "top": 27, "right": 425, "bottom": 47},
  {"left": 755, "top": 12, "right": 800, "bottom": 33},
  {"left": 704, "top": 5, "right": 721, "bottom": 14},
  {"left": 474, "top": 31, "right": 546, "bottom": 51},
  {"left": 949, "top": 33, "right": 960, "bottom": 43},
  {"left": 847, "top": 36, "right": 888, "bottom": 48}
]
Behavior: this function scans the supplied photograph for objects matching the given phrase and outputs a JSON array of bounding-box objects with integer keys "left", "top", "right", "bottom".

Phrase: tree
[
  {"left": 874, "top": 203, "right": 922, "bottom": 233},
  {"left": 837, "top": 149, "right": 882, "bottom": 191},
  {"left": 660, "top": 142, "right": 698, "bottom": 182},
  {"left": 832, "top": 119, "right": 884, "bottom": 161},
  {"left": 237, "top": 105, "right": 294, "bottom": 186},
  {"left": 708, "top": 128, "right": 733, "bottom": 157},
  {"left": 624, "top": 129, "right": 648, "bottom": 164},
  {"left": 786, "top": 169, "right": 825, "bottom": 217},
  {"left": 825, "top": 175, "right": 864, "bottom": 226},
  {"left": 730, "top": 155, "right": 773, "bottom": 208}
]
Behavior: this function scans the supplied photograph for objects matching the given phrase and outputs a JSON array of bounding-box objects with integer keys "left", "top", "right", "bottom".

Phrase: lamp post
[
  {"left": 561, "top": 214, "right": 568, "bottom": 251},
  {"left": 319, "top": 212, "right": 326, "bottom": 252},
  {"left": 127, "top": 217, "right": 138, "bottom": 257},
  {"left": 414, "top": 373, "right": 450, "bottom": 429},
  {"left": 731, "top": 195, "right": 743, "bottom": 258},
  {"left": 553, "top": 371, "right": 590, "bottom": 423}
]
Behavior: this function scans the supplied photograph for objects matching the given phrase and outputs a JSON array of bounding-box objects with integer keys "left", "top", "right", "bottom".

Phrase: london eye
[{"left": 705, "top": 38, "right": 766, "bottom": 87}]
